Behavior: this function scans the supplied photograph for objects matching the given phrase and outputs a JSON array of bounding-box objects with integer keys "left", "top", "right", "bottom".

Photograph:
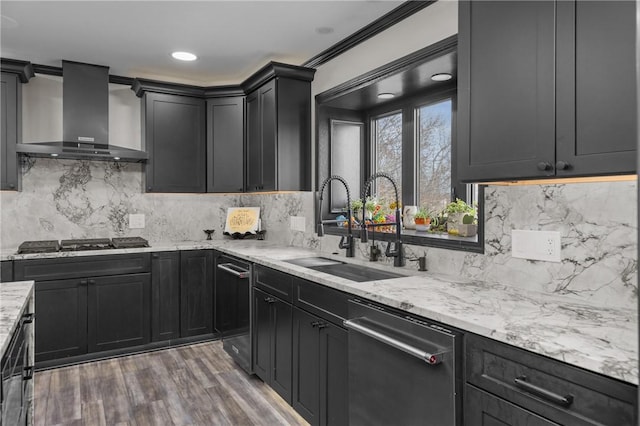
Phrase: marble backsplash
[
  {"left": 1, "top": 158, "right": 636, "bottom": 309},
  {"left": 315, "top": 181, "right": 638, "bottom": 310},
  {"left": 0, "top": 158, "right": 315, "bottom": 249}
]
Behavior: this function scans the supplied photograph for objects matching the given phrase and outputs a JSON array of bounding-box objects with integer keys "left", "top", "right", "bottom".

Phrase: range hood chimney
[{"left": 16, "top": 61, "right": 148, "bottom": 162}]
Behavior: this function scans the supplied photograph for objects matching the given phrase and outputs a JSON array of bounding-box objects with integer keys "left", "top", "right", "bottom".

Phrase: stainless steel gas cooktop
[{"left": 17, "top": 237, "right": 149, "bottom": 254}]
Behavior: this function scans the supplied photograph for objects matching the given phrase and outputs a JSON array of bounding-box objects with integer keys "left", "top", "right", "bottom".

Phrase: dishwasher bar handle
[
  {"left": 217, "top": 263, "right": 250, "bottom": 279},
  {"left": 344, "top": 318, "right": 446, "bottom": 365}
]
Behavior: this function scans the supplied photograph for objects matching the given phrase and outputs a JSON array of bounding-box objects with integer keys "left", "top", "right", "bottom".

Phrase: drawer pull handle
[{"left": 514, "top": 375, "right": 574, "bottom": 407}]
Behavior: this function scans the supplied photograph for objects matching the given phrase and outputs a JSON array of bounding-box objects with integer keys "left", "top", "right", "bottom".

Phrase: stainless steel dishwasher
[
  {"left": 344, "top": 299, "right": 462, "bottom": 426},
  {"left": 214, "top": 253, "right": 252, "bottom": 374}
]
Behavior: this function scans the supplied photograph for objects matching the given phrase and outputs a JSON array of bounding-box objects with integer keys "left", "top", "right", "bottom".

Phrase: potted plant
[
  {"left": 414, "top": 207, "right": 432, "bottom": 232},
  {"left": 350, "top": 199, "right": 363, "bottom": 215},
  {"left": 444, "top": 198, "right": 477, "bottom": 237},
  {"left": 364, "top": 196, "right": 378, "bottom": 220}
]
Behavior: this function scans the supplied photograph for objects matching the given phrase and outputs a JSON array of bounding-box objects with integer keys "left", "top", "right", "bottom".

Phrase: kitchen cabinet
[
  {"left": 140, "top": 90, "right": 206, "bottom": 192},
  {"left": 465, "top": 333, "right": 637, "bottom": 425},
  {"left": 14, "top": 253, "right": 151, "bottom": 365},
  {"left": 244, "top": 63, "right": 315, "bottom": 192},
  {"left": 207, "top": 95, "right": 245, "bottom": 193},
  {"left": 292, "top": 308, "right": 347, "bottom": 426},
  {"left": 151, "top": 251, "right": 180, "bottom": 342},
  {"left": 458, "top": 0, "right": 636, "bottom": 182},
  {"left": 180, "top": 250, "right": 214, "bottom": 337},
  {"left": 253, "top": 265, "right": 293, "bottom": 403},
  {"left": 291, "top": 278, "right": 349, "bottom": 426},
  {"left": 88, "top": 273, "right": 151, "bottom": 353},
  {"left": 33, "top": 278, "right": 88, "bottom": 362},
  {"left": 1, "top": 292, "right": 34, "bottom": 426},
  {"left": 0, "top": 60, "right": 33, "bottom": 192},
  {"left": 1, "top": 260, "right": 13, "bottom": 282}
]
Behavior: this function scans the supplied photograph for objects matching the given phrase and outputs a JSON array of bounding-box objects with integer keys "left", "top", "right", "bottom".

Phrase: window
[
  {"left": 372, "top": 111, "right": 403, "bottom": 201},
  {"left": 416, "top": 99, "right": 452, "bottom": 211}
]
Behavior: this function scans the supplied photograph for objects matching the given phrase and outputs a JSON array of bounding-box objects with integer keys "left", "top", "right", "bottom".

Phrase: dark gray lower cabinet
[
  {"left": 151, "top": 251, "right": 180, "bottom": 341},
  {"left": 34, "top": 278, "right": 88, "bottom": 362},
  {"left": 465, "top": 333, "right": 637, "bottom": 425},
  {"left": 0, "top": 260, "right": 12, "bottom": 282},
  {"left": 180, "top": 250, "right": 214, "bottom": 337},
  {"left": 253, "top": 287, "right": 293, "bottom": 403},
  {"left": 88, "top": 273, "right": 151, "bottom": 353},
  {"left": 292, "top": 307, "right": 347, "bottom": 426},
  {"left": 465, "top": 385, "right": 558, "bottom": 426}
]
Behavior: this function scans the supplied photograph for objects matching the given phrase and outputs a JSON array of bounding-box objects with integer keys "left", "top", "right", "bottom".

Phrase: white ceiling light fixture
[
  {"left": 171, "top": 51, "right": 198, "bottom": 61},
  {"left": 377, "top": 93, "right": 395, "bottom": 99},
  {"left": 431, "top": 73, "right": 452, "bottom": 82}
]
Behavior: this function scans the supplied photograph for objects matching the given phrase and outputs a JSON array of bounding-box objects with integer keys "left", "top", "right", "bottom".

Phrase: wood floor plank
[
  {"left": 81, "top": 400, "right": 107, "bottom": 426},
  {"left": 34, "top": 340, "right": 309, "bottom": 426}
]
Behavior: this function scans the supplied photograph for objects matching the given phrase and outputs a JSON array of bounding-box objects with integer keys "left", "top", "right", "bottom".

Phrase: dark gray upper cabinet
[
  {"left": 207, "top": 95, "right": 245, "bottom": 193},
  {"left": 458, "top": 0, "right": 636, "bottom": 182},
  {"left": 244, "top": 63, "right": 315, "bottom": 192},
  {"left": 140, "top": 90, "right": 206, "bottom": 192},
  {"left": 1, "top": 59, "right": 34, "bottom": 191}
]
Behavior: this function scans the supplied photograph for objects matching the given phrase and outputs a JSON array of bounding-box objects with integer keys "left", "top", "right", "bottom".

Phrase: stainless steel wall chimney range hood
[{"left": 16, "top": 61, "right": 148, "bottom": 162}]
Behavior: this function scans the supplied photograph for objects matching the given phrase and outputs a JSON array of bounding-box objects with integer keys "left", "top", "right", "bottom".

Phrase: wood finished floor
[{"left": 34, "top": 341, "right": 309, "bottom": 426}]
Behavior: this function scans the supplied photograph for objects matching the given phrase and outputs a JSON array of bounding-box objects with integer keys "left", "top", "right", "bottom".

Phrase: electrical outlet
[
  {"left": 290, "top": 216, "right": 306, "bottom": 232},
  {"left": 511, "top": 230, "right": 561, "bottom": 262},
  {"left": 129, "top": 213, "right": 145, "bottom": 229}
]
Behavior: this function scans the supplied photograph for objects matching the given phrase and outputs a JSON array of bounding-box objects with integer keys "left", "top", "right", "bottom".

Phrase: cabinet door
[
  {"left": 458, "top": 0, "right": 556, "bottom": 181},
  {"left": 259, "top": 80, "right": 277, "bottom": 191},
  {"left": 292, "top": 308, "right": 320, "bottom": 425},
  {"left": 180, "top": 250, "right": 214, "bottom": 337},
  {"left": 0, "top": 261, "right": 13, "bottom": 282},
  {"left": 253, "top": 287, "right": 272, "bottom": 381},
  {"left": 271, "top": 296, "right": 293, "bottom": 403},
  {"left": 87, "top": 273, "right": 151, "bottom": 353},
  {"left": 144, "top": 92, "right": 206, "bottom": 192},
  {"left": 246, "top": 80, "right": 276, "bottom": 192},
  {"left": 319, "top": 323, "right": 347, "bottom": 426},
  {"left": 293, "top": 308, "right": 348, "bottom": 426},
  {"left": 465, "top": 385, "right": 559, "bottom": 426},
  {"left": 246, "top": 89, "right": 262, "bottom": 191},
  {"left": 35, "top": 279, "right": 88, "bottom": 362},
  {"left": 555, "top": 0, "right": 636, "bottom": 176},
  {"left": 151, "top": 252, "right": 180, "bottom": 342},
  {"left": 1, "top": 72, "right": 20, "bottom": 191},
  {"left": 207, "top": 96, "right": 245, "bottom": 193}
]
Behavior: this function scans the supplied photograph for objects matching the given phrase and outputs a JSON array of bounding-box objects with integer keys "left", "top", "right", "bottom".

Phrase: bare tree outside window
[
  {"left": 417, "top": 99, "right": 452, "bottom": 211},
  {"left": 373, "top": 112, "right": 402, "bottom": 203}
]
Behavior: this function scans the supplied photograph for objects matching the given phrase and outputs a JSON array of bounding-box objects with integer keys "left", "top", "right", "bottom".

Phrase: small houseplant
[
  {"left": 413, "top": 207, "right": 432, "bottom": 232},
  {"left": 444, "top": 198, "right": 477, "bottom": 237}
]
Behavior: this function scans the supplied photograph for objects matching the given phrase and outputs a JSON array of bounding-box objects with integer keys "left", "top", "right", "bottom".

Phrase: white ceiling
[{"left": 0, "top": 1, "right": 404, "bottom": 86}]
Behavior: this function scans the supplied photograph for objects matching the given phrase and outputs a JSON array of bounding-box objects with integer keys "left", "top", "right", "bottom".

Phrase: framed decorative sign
[{"left": 224, "top": 207, "right": 261, "bottom": 235}]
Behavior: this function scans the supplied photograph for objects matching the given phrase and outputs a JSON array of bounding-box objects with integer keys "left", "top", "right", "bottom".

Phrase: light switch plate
[
  {"left": 290, "top": 216, "right": 306, "bottom": 232},
  {"left": 129, "top": 213, "right": 145, "bottom": 229},
  {"left": 512, "top": 230, "right": 561, "bottom": 262}
]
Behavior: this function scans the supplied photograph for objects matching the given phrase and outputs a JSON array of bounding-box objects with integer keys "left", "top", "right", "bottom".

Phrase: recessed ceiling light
[
  {"left": 377, "top": 93, "right": 395, "bottom": 99},
  {"left": 316, "top": 26, "right": 334, "bottom": 35},
  {"left": 431, "top": 73, "right": 452, "bottom": 82},
  {"left": 50, "top": 153, "right": 59, "bottom": 157},
  {"left": 171, "top": 51, "right": 197, "bottom": 61}
]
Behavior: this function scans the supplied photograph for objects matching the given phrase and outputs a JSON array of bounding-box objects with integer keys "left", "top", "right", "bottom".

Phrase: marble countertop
[
  {"left": 0, "top": 281, "right": 33, "bottom": 357},
  {"left": 1, "top": 240, "right": 637, "bottom": 385}
]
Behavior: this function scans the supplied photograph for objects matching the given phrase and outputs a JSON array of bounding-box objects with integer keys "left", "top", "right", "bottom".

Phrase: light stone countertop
[
  {"left": 0, "top": 281, "right": 33, "bottom": 357},
  {"left": 1, "top": 240, "right": 637, "bottom": 385}
]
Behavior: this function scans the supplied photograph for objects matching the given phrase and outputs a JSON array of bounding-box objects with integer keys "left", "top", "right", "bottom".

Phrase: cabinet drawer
[
  {"left": 466, "top": 334, "right": 636, "bottom": 426},
  {"left": 293, "top": 278, "right": 348, "bottom": 327},
  {"left": 254, "top": 265, "right": 292, "bottom": 303},
  {"left": 15, "top": 253, "right": 151, "bottom": 281}
]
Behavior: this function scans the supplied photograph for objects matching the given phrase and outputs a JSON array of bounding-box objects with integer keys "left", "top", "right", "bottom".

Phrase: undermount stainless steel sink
[{"left": 285, "top": 257, "right": 405, "bottom": 282}]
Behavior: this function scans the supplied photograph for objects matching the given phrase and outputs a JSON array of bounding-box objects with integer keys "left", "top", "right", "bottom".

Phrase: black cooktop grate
[
  {"left": 18, "top": 240, "right": 60, "bottom": 254},
  {"left": 60, "top": 238, "right": 112, "bottom": 251},
  {"left": 111, "top": 237, "right": 149, "bottom": 249}
]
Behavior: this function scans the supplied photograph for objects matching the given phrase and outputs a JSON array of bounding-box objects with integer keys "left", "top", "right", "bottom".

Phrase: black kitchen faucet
[{"left": 316, "top": 175, "right": 355, "bottom": 258}]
